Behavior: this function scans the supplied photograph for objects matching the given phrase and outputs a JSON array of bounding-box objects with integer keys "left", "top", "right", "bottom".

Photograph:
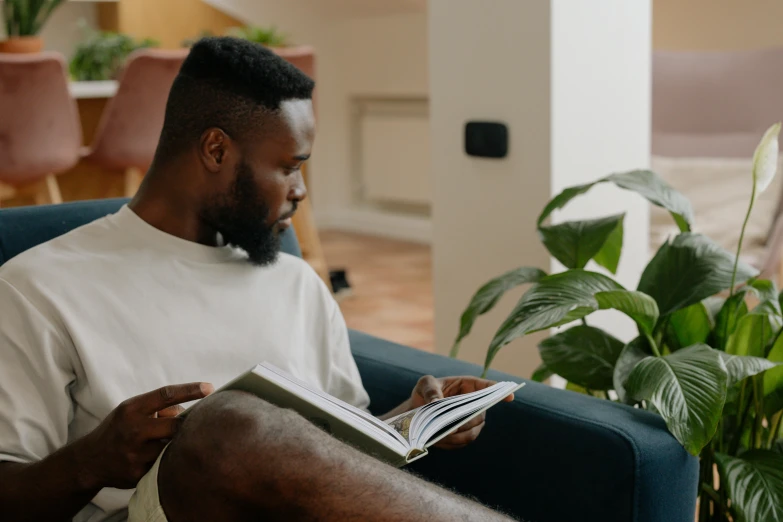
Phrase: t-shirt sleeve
[
  {"left": 0, "top": 278, "right": 75, "bottom": 463},
  {"left": 325, "top": 302, "right": 371, "bottom": 411}
]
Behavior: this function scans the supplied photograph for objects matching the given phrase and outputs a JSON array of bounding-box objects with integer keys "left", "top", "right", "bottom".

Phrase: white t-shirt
[{"left": 0, "top": 205, "right": 370, "bottom": 521}]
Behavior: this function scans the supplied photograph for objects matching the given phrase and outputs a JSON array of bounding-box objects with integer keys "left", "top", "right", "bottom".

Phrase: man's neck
[{"left": 128, "top": 169, "right": 219, "bottom": 247}]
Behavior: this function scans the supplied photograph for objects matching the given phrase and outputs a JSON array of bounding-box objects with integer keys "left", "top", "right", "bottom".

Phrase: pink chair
[
  {"left": 81, "top": 49, "right": 189, "bottom": 197},
  {"left": 0, "top": 52, "right": 81, "bottom": 206}
]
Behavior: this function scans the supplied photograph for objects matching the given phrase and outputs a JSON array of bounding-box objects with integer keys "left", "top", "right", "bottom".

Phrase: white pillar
[{"left": 429, "top": 0, "right": 651, "bottom": 378}]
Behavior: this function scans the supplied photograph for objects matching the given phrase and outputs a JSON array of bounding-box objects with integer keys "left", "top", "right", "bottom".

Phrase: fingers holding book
[
  {"left": 411, "top": 375, "right": 516, "bottom": 410},
  {"left": 432, "top": 411, "right": 486, "bottom": 450}
]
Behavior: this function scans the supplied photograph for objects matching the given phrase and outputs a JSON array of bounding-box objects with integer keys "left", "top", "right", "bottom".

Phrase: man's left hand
[{"left": 408, "top": 375, "right": 514, "bottom": 450}]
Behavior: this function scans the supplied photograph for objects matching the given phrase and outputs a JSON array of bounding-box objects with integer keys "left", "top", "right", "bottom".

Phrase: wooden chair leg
[
  {"left": 45, "top": 175, "right": 62, "bottom": 204},
  {"left": 0, "top": 181, "right": 17, "bottom": 207},
  {"left": 33, "top": 175, "right": 62, "bottom": 205},
  {"left": 124, "top": 167, "right": 144, "bottom": 198},
  {"left": 292, "top": 196, "right": 331, "bottom": 288}
]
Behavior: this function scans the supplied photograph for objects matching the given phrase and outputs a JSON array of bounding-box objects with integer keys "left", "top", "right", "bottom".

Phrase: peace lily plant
[{"left": 452, "top": 123, "right": 783, "bottom": 521}]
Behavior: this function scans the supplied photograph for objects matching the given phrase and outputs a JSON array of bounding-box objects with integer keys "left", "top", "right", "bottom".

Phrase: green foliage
[
  {"left": 2, "top": 0, "right": 64, "bottom": 37},
  {"left": 613, "top": 337, "right": 651, "bottom": 403},
  {"left": 451, "top": 123, "right": 783, "bottom": 520},
  {"left": 530, "top": 362, "right": 552, "bottom": 383},
  {"left": 537, "top": 214, "right": 624, "bottom": 272},
  {"left": 715, "top": 451, "right": 783, "bottom": 521},
  {"left": 484, "top": 270, "right": 621, "bottom": 371},
  {"left": 539, "top": 325, "right": 623, "bottom": 391},
  {"left": 536, "top": 169, "right": 694, "bottom": 232},
  {"left": 450, "top": 267, "right": 545, "bottom": 357},
  {"left": 69, "top": 29, "right": 158, "bottom": 81},
  {"left": 668, "top": 302, "right": 712, "bottom": 349},
  {"left": 594, "top": 290, "right": 659, "bottom": 336},
  {"left": 626, "top": 344, "right": 728, "bottom": 455},
  {"left": 226, "top": 25, "right": 289, "bottom": 47},
  {"left": 637, "top": 233, "right": 757, "bottom": 316}
]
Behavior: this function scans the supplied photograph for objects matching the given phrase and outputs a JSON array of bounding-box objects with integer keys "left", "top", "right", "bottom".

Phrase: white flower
[{"left": 752, "top": 122, "right": 781, "bottom": 193}]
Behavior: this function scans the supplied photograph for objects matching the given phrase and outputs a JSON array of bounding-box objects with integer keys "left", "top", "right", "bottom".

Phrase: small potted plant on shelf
[
  {"left": 69, "top": 28, "right": 158, "bottom": 81},
  {"left": 226, "top": 25, "right": 289, "bottom": 47},
  {"left": 1, "top": 0, "right": 65, "bottom": 53},
  {"left": 452, "top": 123, "right": 783, "bottom": 521}
]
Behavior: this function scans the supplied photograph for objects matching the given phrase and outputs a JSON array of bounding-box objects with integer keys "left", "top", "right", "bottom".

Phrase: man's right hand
[{"left": 75, "top": 382, "right": 213, "bottom": 490}]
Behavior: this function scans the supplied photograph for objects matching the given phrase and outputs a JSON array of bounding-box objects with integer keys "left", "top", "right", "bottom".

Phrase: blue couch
[{"left": 0, "top": 199, "right": 699, "bottom": 522}]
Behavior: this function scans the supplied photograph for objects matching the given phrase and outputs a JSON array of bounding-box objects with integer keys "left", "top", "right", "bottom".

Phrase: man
[{"left": 0, "top": 37, "right": 514, "bottom": 521}]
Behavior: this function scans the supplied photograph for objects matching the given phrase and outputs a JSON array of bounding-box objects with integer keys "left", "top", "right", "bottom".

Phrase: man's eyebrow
[{"left": 293, "top": 154, "right": 311, "bottom": 161}]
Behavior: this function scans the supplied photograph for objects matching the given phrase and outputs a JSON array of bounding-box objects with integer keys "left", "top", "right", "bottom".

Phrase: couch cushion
[{"left": 348, "top": 329, "right": 699, "bottom": 522}]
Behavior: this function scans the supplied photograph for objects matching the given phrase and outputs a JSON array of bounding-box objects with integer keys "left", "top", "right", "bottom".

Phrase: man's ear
[{"left": 199, "top": 128, "right": 231, "bottom": 172}]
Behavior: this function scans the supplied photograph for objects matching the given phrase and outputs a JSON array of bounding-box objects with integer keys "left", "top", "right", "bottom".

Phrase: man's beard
[{"left": 201, "top": 162, "right": 282, "bottom": 266}]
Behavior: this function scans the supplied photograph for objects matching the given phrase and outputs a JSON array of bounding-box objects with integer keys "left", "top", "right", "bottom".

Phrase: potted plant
[
  {"left": 1, "top": 0, "right": 65, "bottom": 53},
  {"left": 226, "top": 25, "right": 289, "bottom": 47},
  {"left": 453, "top": 123, "right": 783, "bottom": 521},
  {"left": 69, "top": 29, "right": 158, "bottom": 81}
]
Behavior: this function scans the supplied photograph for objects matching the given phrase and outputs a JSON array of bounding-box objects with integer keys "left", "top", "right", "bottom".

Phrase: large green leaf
[
  {"left": 638, "top": 233, "right": 758, "bottom": 317},
  {"left": 703, "top": 296, "right": 725, "bottom": 324},
  {"left": 625, "top": 344, "right": 728, "bottom": 455},
  {"left": 668, "top": 302, "right": 712, "bottom": 350},
  {"left": 485, "top": 270, "right": 622, "bottom": 370},
  {"left": 537, "top": 170, "right": 694, "bottom": 232},
  {"left": 715, "top": 450, "right": 783, "bottom": 522},
  {"left": 727, "top": 312, "right": 779, "bottom": 358},
  {"left": 715, "top": 291, "right": 751, "bottom": 351},
  {"left": 538, "top": 214, "right": 624, "bottom": 271},
  {"left": 538, "top": 325, "right": 624, "bottom": 390},
  {"left": 592, "top": 216, "right": 624, "bottom": 274},
  {"left": 718, "top": 352, "right": 780, "bottom": 387},
  {"left": 750, "top": 279, "right": 782, "bottom": 316},
  {"left": 613, "top": 337, "right": 652, "bottom": 404},
  {"left": 531, "top": 363, "right": 552, "bottom": 383},
  {"left": 594, "top": 290, "right": 659, "bottom": 336},
  {"left": 451, "top": 267, "right": 546, "bottom": 357},
  {"left": 764, "top": 333, "right": 783, "bottom": 417}
]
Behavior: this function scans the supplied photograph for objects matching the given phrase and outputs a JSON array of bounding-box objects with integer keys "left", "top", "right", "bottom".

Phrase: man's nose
[{"left": 290, "top": 170, "right": 307, "bottom": 202}]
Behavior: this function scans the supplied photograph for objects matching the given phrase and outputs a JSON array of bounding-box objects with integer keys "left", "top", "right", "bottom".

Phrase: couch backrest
[{"left": 0, "top": 198, "right": 302, "bottom": 266}]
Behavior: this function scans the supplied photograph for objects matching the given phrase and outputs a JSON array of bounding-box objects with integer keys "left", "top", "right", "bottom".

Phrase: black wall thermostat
[{"left": 464, "top": 121, "right": 508, "bottom": 158}]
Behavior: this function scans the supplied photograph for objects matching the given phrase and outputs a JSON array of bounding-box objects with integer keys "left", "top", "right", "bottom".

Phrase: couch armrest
[{"left": 349, "top": 330, "right": 698, "bottom": 522}]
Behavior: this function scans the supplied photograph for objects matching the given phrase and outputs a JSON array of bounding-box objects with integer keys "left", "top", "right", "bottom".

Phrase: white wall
[
  {"left": 429, "top": 0, "right": 651, "bottom": 378},
  {"left": 204, "top": 0, "right": 429, "bottom": 238},
  {"left": 429, "top": 0, "right": 553, "bottom": 377},
  {"left": 550, "top": 0, "right": 651, "bottom": 343}
]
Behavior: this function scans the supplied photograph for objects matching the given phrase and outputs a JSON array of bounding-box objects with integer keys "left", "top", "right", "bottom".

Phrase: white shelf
[{"left": 69, "top": 80, "right": 118, "bottom": 99}]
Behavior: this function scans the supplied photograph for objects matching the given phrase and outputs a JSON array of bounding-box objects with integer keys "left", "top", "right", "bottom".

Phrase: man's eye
[{"left": 284, "top": 165, "right": 301, "bottom": 174}]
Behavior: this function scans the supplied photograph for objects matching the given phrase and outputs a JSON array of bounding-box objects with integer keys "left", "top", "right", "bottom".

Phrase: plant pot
[{"left": 0, "top": 37, "right": 44, "bottom": 54}]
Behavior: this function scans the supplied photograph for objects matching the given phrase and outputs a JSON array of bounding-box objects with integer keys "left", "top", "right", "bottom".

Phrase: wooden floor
[{"left": 320, "top": 230, "right": 434, "bottom": 352}]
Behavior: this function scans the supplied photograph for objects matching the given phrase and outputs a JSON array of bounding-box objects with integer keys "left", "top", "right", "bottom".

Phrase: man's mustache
[{"left": 277, "top": 202, "right": 298, "bottom": 222}]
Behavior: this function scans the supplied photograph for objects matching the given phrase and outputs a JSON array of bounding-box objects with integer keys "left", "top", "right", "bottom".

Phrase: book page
[
  {"left": 385, "top": 407, "right": 419, "bottom": 444},
  {"left": 260, "top": 363, "right": 409, "bottom": 448},
  {"left": 413, "top": 382, "right": 524, "bottom": 449}
]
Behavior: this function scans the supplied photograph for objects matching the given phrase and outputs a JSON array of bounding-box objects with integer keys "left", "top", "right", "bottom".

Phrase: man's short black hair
[{"left": 156, "top": 36, "right": 315, "bottom": 158}]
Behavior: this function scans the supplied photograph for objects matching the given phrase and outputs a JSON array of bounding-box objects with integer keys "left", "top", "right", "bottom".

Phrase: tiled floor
[{"left": 320, "top": 230, "right": 434, "bottom": 352}]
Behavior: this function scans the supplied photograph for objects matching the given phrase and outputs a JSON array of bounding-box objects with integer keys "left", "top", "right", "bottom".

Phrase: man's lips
[{"left": 277, "top": 210, "right": 296, "bottom": 229}]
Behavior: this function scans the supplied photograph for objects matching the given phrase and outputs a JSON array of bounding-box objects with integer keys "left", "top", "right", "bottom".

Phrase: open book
[{"left": 188, "top": 363, "right": 523, "bottom": 467}]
